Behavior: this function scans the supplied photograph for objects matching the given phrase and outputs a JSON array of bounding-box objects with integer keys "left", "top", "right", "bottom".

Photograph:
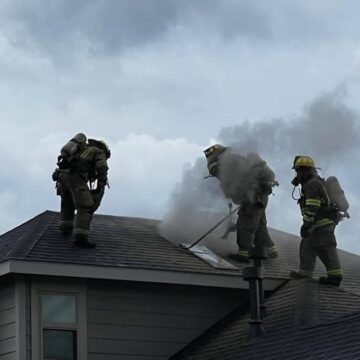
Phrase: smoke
[
  {"left": 159, "top": 89, "right": 360, "bottom": 253},
  {"left": 159, "top": 158, "right": 229, "bottom": 246},
  {"left": 217, "top": 151, "right": 275, "bottom": 204}
]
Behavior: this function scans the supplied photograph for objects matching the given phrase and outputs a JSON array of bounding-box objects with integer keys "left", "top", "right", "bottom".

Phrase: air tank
[{"left": 325, "top": 176, "right": 349, "bottom": 213}]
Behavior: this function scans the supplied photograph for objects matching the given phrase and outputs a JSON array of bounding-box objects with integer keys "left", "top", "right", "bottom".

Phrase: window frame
[{"left": 31, "top": 279, "right": 87, "bottom": 360}]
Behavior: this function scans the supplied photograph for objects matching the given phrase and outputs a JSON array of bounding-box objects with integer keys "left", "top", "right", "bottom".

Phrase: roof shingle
[
  {"left": 172, "top": 279, "right": 360, "bottom": 360},
  {"left": 0, "top": 211, "right": 358, "bottom": 292}
]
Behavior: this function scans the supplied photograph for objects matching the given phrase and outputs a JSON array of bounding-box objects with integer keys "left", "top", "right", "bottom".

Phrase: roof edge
[
  {"left": 2, "top": 259, "right": 283, "bottom": 290},
  {"left": 0, "top": 210, "right": 50, "bottom": 238}
]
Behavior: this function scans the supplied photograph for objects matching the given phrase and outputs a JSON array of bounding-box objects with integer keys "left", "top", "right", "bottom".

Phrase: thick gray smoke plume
[
  {"left": 159, "top": 90, "right": 360, "bottom": 253},
  {"left": 217, "top": 151, "right": 276, "bottom": 204}
]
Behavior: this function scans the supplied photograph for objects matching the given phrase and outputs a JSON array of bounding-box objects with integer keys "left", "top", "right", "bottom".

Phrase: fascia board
[
  {"left": 0, "top": 261, "right": 11, "bottom": 276},
  {"left": 7, "top": 259, "right": 283, "bottom": 291}
]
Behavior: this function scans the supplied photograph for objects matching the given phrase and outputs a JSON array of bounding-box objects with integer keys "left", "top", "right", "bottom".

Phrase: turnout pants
[
  {"left": 236, "top": 196, "right": 276, "bottom": 257},
  {"left": 299, "top": 224, "right": 343, "bottom": 278},
  {"left": 57, "top": 173, "right": 104, "bottom": 238}
]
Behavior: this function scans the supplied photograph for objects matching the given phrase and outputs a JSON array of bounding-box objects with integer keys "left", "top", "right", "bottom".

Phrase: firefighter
[
  {"left": 204, "top": 144, "right": 278, "bottom": 262},
  {"left": 52, "top": 133, "right": 110, "bottom": 248},
  {"left": 290, "top": 156, "right": 343, "bottom": 286}
]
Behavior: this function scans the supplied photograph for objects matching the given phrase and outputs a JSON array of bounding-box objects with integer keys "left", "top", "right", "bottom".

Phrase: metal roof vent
[{"left": 243, "top": 246, "right": 267, "bottom": 339}]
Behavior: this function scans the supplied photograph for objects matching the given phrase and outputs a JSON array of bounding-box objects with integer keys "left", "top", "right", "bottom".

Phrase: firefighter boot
[
  {"left": 318, "top": 276, "right": 342, "bottom": 287},
  {"left": 267, "top": 245, "right": 278, "bottom": 259},
  {"left": 60, "top": 226, "right": 73, "bottom": 236},
  {"left": 290, "top": 271, "right": 313, "bottom": 280},
  {"left": 60, "top": 221, "right": 73, "bottom": 236},
  {"left": 74, "top": 233, "right": 96, "bottom": 248},
  {"left": 228, "top": 250, "right": 250, "bottom": 263}
]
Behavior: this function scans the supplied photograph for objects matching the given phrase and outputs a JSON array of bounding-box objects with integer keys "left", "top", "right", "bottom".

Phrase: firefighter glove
[
  {"left": 291, "top": 176, "right": 300, "bottom": 186},
  {"left": 52, "top": 169, "right": 60, "bottom": 182},
  {"left": 93, "top": 184, "right": 105, "bottom": 193},
  {"left": 300, "top": 224, "right": 311, "bottom": 238}
]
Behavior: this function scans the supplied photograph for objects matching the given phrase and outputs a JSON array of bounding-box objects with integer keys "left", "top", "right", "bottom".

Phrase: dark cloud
[
  {"left": 2, "top": 0, "right": 360, "bottom": 65},
  {"left": 1, "top": 0, "right": 179, "bottom": 56},
  {"left": 187, "top": 0, "right": 270, "bottom": 41},
  {"left": 0, "top": 0, "right": 270, "bottom": 59}
]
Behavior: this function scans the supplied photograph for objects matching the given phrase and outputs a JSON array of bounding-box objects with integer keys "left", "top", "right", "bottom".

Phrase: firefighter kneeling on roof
[
  {"left": 290, "top": 155, "right": 348, "bottom": 286},
  {"left": 52, "top": 133, "right": 110, "bottom": 248},
  {"left": 204, "top": 144, "right": 279, "bottom": 262}
]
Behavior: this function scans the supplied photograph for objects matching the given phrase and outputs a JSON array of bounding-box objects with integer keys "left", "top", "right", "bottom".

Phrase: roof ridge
[
  {"left": 0, "top": 210, "right": 49, "bottom": 238},
  {"left": 169, "top": 298, "right": 251, "bottom": 360},
  {"left": 94, "top": 212, "right": 160, "bottom": 222},
  {"left": 8, "top": 211, "right": 56, "bottom": 259},
  {"left": 321, "top": 309, "right": 360, "bottom": 326},
  {"left": 170, "top": 279, "right": 290, "bottom": 359}
]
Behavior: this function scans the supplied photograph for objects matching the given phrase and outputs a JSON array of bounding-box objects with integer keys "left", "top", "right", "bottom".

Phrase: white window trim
[{"left": 31, "top": 279, "right": 87, "bottom": 360}]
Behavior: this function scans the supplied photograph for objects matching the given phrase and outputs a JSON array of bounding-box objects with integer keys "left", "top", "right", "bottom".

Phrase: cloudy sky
[{"left": 1, "top": 0, "right": 360, "bottom": 253}]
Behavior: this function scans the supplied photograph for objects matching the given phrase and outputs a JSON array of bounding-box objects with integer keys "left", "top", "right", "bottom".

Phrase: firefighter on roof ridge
[
  {"left": 52, "top": 133, "right": 110, "bottom": 248},
  {"left": 290, "top": 155, "right": 344, "bottom": 286},
  {"left": 204, "top": 144, "right": 278, "bottom": 262}
]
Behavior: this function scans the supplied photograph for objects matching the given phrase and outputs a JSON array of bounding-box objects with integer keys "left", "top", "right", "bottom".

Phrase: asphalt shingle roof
[
  {"left": 0, "top": 211, "right": 358, "bottom": 290},
  {"left": 0, "top": 210, "right": 230, "bottom": 274},
  {"left": 172, "top": 279, "right": 360, "bottom": 360},
  {"left": 1, "top": 210, "right": 359, "bottom": 359}
]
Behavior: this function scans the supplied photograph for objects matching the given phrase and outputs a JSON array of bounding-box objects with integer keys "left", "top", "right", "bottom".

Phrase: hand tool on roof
[{"left": 183, "top": 204, "right": 240, "bottom": 250}]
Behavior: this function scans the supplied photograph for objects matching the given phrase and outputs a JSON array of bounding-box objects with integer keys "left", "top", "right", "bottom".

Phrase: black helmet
[
  {"left": 203, "top": 144, "right": 227, "bottom": 177},
  {"left": 203, "top": 144, "right": 227, "bottom": 158}
]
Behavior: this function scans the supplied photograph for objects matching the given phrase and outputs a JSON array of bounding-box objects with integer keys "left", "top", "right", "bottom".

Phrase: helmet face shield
[
  {"left": 207, "top": 161, "right": 219, "bottom": 176},
  {"left": 203, "top": 144, "right": 227, "bottom": 178}
]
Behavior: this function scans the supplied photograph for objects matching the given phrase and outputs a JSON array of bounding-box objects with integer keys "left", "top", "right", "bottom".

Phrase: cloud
[
  {"left": 3, "top": 0, "right": 360, "bottom": 65},
  {"left": 0, "top": 0, "right": 270, "bottom": 61},
  {"left": 1, "top": 0, "right": 360, "bottom": 260},
  {"left": 0, "top": 130, "right": 201, "bottom": 235}
]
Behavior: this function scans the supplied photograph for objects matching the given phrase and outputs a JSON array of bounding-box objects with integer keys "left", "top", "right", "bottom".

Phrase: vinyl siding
[
  {"left": 0, "top": 277, "right": 15, "bottom": 360},
  {"left": 87, "top": 279, "right": 245, "bottom": 360}
]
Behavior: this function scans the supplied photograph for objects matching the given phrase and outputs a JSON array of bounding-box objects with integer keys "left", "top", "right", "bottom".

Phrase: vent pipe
[{"left": 242, "top": 246, "right": 267, "bottom": 339}]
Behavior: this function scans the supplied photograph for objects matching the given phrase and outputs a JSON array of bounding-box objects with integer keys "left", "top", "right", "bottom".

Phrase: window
[
  {"left": 31, "top": 280, "right": 87, "bottom": 360},
  {"left": 43, "top": 329, "right": 76, "bottom": 360},
  {"left": 41, "top": 294, "right": 77, "bottom": 360}
]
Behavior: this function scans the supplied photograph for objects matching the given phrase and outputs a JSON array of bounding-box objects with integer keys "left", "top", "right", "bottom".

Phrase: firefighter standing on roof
[
  {"left": 52, "top": 133, "right": 110, "bottom": 248},
  {"left": 290, "top": 156, "right": 343, "bottom": 286},
  {"left": 204, "top": 144, "right": 278, "bottom": 262}
]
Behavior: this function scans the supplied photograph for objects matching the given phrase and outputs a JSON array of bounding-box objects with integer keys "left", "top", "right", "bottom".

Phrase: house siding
[
  {"left": 87, "top": 279, "right": 244, "bottom": 360},
  {"left": 0, "top": 277, "right": 15, "bottom": 360}
]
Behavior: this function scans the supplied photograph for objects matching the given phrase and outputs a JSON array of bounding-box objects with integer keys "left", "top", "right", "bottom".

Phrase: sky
[{"left": 1, "top": 0, "right": 360, "bottom": 253}]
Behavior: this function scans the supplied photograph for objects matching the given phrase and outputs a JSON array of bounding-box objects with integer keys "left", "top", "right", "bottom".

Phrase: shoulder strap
[{"left": 318, "top": 178, "right": 331, "bottom": 208}]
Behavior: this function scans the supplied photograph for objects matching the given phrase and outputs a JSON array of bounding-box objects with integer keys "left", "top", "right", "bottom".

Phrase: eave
[{"left": 0, "top": 259, "right": 284, "bottom": 290}]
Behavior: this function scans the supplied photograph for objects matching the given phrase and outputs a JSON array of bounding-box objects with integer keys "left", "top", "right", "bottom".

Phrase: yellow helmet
[{"left": 292, "top": 155, "right": 317, "bottom": 169}]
